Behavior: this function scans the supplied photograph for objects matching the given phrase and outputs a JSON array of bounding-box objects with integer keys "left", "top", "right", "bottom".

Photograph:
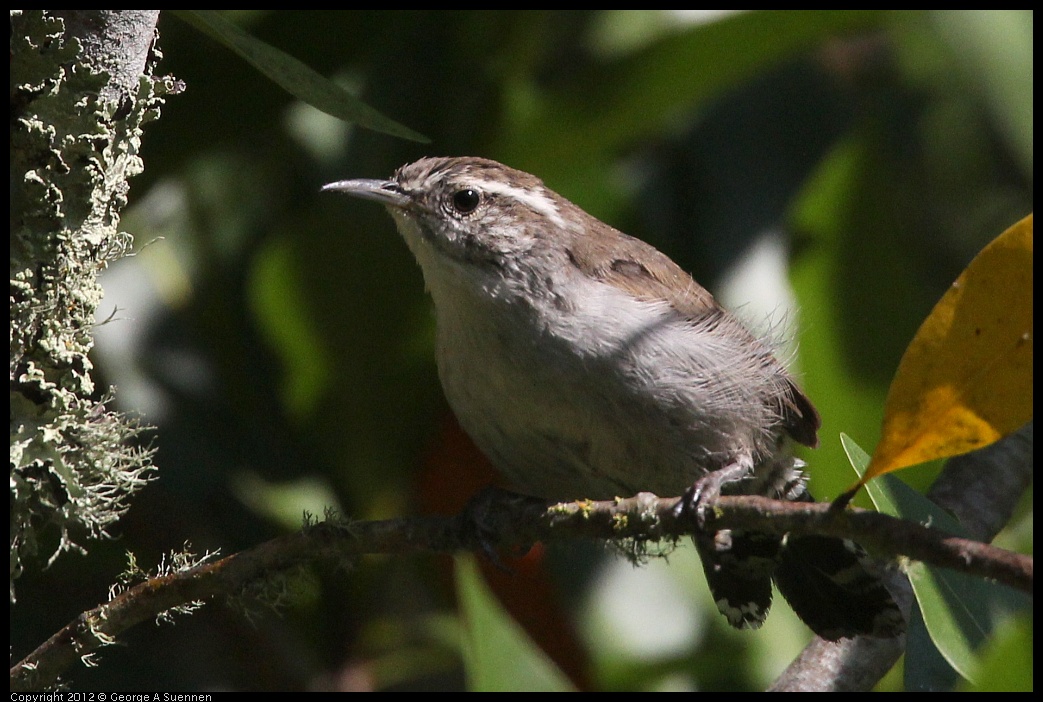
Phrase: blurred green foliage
[{"left": 11, "top": 10, "right": 1031, "bottom": 691}]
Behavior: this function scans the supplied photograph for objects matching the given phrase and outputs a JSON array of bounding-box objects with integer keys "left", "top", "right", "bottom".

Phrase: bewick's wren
[{"left": 324, "top": 156, "right": 903, "bottom": 640}]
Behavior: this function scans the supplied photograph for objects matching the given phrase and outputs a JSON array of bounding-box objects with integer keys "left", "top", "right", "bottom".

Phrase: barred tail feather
[
  {"left": 774, "top": 534, "right": 905, "bottom": 640},
  {"left": 694, "top": 529, "right": 781, "bottom": 629}
]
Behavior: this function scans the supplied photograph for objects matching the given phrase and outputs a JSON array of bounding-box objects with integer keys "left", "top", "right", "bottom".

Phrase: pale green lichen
[
  {"left": 10, "top": 11, "right": 178, "bottom": 600},
  {"left": 107, "top": 545, "right": 219, "bottom": 626}
]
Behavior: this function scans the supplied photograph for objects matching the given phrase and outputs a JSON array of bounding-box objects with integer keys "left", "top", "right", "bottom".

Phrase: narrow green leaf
[
  {"left": 841, "top": 433, "right": 1031, "bottom": 688},
  {"left": 173, "top": 10, "right": 428, "bottom": 142},
  {"left": 455, "top": 555, "right": 575, "bottom": 692},
  {"left": 959, "top": 616, "right": 1034, "bottom": 692}
]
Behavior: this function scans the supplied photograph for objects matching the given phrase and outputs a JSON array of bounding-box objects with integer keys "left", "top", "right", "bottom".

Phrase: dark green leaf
[
  {"left": 842, "top": 434, "right": 1031, "bottom": 689},
  {"left": 173, "top": 10, "right": 428, "bottom": 142},
  {"left": 455, "top": 555, "right": 575, "bottom": 692}
]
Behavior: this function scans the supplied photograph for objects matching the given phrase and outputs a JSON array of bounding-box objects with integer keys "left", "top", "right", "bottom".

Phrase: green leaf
[
  {"left": 880, "top": 477, "right": 1017, "bottom": 689},
  {"left": 929, "top": 10, "right": 1033, "bottom": 175},
  {"left": 173, "top": 10, "right": 428, "bottom": 142},
  {"left": 841, "top": 433, "right": 1032, "bottom": 689},
  {"left": 960, "top": 616, "right": 1034, "bottom": 692},
  {"left": 455, "top": 555, "right": 575, "bottom": 692},
  {"left": 500, "top": 10, "right": 893, "bottom": 170}
]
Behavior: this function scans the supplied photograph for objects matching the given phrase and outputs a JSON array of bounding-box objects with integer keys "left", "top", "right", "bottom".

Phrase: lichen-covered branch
[
  {"left": 10, "top": 11, "right": 180, "bottom": 599},
  {"left": 9, "top": 490, "right": 1031, "bottom": 691}
]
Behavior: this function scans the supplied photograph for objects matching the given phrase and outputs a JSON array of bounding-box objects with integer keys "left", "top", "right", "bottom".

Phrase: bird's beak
[{"left": 321, "top": 178, "right": 410, "bottom": 208}]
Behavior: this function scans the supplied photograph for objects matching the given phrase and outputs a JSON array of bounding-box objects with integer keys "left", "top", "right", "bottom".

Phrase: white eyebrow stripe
[{"left": 475, "top": 180, "right": 567, "bottom": 229}]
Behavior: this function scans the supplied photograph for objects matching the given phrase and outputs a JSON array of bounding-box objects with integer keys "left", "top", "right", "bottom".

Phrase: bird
[{"left": 323, "top": 156, "right": 904, "bottom": 640}]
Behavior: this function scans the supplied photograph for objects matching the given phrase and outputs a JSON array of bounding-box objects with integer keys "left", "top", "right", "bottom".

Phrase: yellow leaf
[{"left": 861, "top": 214, "right": 1033, "bottom": 484}]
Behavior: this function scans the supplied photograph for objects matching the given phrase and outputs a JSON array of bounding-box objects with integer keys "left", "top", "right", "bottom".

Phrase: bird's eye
[{"left": 450, "top": 188, "right": 481, "bottom": 214}]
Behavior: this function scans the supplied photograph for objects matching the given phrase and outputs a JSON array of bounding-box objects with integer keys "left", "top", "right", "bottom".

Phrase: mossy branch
[{"left": 10, "top": 488, "right": 1030, "bottom": 691}]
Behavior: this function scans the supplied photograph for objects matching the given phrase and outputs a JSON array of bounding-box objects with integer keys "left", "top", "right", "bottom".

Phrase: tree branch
[
  {"left": 10, "top": 482, "right": 1031, "bottom": 691},
  {"left": 10, "top": 9, "right": 172, "bottom": 601}
]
